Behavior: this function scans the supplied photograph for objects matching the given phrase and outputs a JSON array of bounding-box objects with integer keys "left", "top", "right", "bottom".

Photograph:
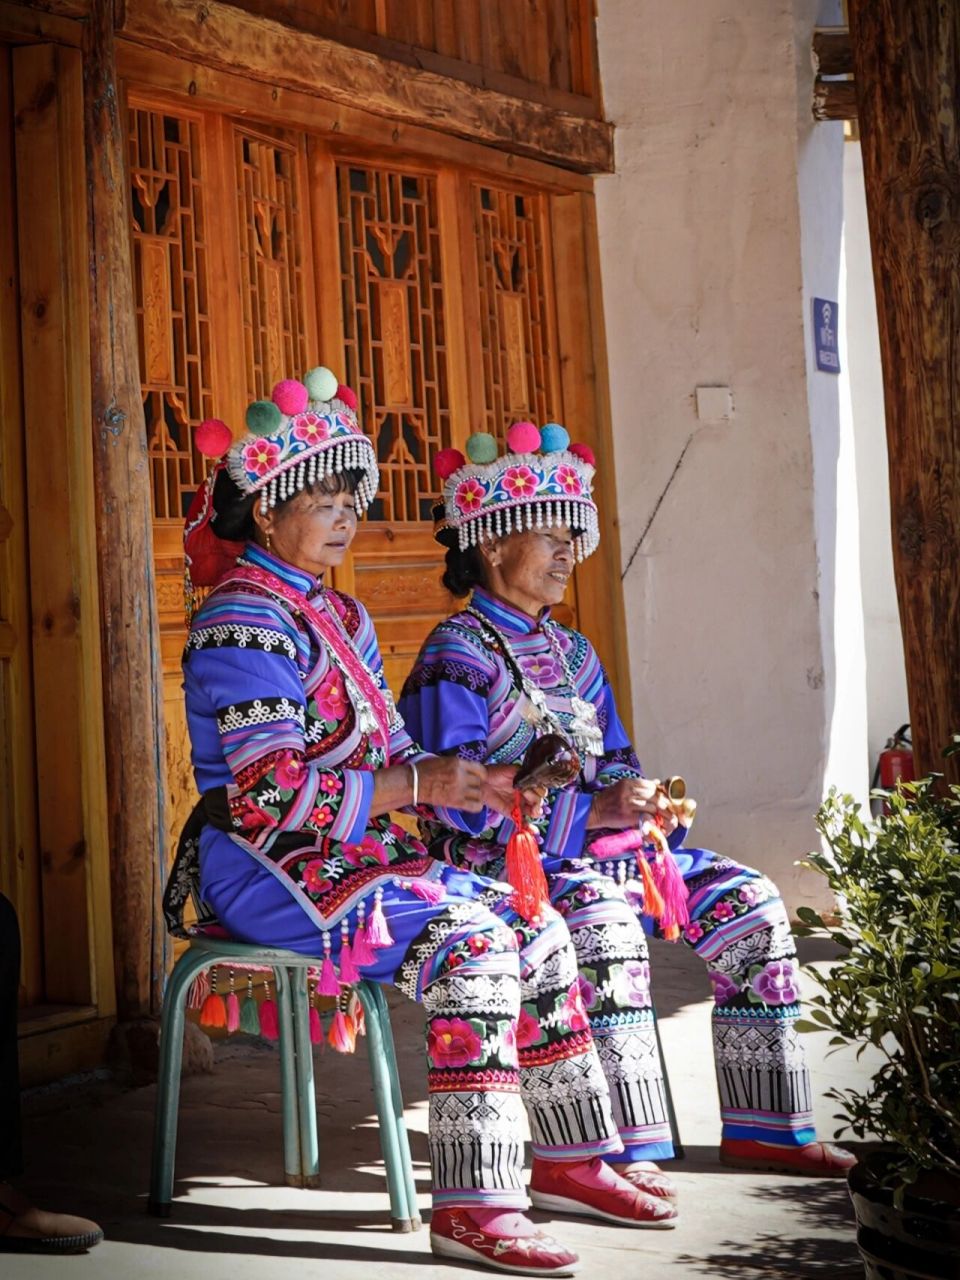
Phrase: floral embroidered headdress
[
  {"left": 433, "top": 421, "right": 599, "bottom": 562},
  {"left": 183, "top": 366, "right": 378, "bottom": 610}
]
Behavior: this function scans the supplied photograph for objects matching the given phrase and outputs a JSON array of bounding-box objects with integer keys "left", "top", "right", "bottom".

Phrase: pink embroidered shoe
[
  {"left": 616, "top": 1161, "right": 679, "bottom": 1203},
  {"left": 430, "top": 1207, "right": 579, "bottom": 1276},
  {"left": 719, "top": 1138, "right": 856, "bottom": 1177},
  {"left": 529, "top": 1157, "right": 678, "bottom": 1228}
]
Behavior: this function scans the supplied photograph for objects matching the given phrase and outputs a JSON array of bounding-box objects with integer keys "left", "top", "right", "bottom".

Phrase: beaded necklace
[{"left": 464, "top": 604, "right": 604, "bottom": 758}]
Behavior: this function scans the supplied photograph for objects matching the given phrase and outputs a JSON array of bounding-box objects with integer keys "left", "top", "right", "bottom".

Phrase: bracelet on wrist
[{"left": 409, "top": 760, "right": 420, "bottom": 807}]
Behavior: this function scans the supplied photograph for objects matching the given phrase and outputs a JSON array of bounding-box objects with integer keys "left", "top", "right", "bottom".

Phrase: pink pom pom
[
  {"left": 569, "top": 442, "right": 596, "bottom": 466},
  {"left": 336, "top": 383, "right": 358, "bottom": 411},
  {"left": 433, "top": 448, "right": 466, "bottom": 481},
  {"left": 272, "top": 379, "right": 309, "bottom": 416},
  {"left": 195, "top": 419, "right": 233, "bottom": 459},
  {"left": 507, "top": 421, "right": 541, "bottom": 453}
]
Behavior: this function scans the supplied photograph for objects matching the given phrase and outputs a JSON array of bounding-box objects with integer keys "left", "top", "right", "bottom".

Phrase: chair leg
[
  {"left": 357, "top": 981, "right": 419, "bottom": 1232},
  {"left": 288, "top": 967, "right": 321, "bottom": 1188},
  {"left": 653, "top": 1007, "right": 684, "bottom": 1160},
  {"left": 274, "top": 966, "right": 306, "bottom": 1187},
  {"left": 148, "top": 950, "right": 215, "bottom": 1217}
]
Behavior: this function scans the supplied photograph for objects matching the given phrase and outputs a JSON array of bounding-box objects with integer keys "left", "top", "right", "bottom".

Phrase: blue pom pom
[
  {"left": 540, "top": 423, "right": 570, "bottom": 453},
  {"left": 246, "top": 400, "right": 282, "bottom": 437},
  {"left": 465, "top": 432, "right": 499, "bottom": 464}
]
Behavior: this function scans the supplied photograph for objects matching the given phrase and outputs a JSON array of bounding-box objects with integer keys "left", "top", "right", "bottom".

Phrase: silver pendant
[
  {"left": 520, "top": 686, "right": 551, "bottom": 728},
  {"left": 569, "top": 696, "right": 604, "bottom": 757},
  {"left": 348, "top": 676, "right": 380, "bottom": 739}
]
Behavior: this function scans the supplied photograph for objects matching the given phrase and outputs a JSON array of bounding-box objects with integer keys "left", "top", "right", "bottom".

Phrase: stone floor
[{"left": 8, "top": 937, "right": 875, "bottom": 1280}]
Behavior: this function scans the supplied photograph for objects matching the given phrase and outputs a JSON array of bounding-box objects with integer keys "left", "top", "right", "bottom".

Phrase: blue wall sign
[{"left": 813, "top": 297, "right": 840, "bottom": 374}]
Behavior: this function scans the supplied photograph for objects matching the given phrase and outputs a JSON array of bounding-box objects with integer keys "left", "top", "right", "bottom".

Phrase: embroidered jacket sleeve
[
  {"left": 339, "top": 595, "right": 487, "bottom": 835},
  {"left": 183, "top": 597, "right": 374, "bottom": 852}
]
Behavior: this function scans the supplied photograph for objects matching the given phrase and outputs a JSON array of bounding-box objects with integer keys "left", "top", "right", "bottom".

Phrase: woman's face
[
  {"left": 254, "top": 482, "right": 358, "bottom": 578},
  {"left": 482, "top": 525, "right": 575, "bottom": 617}
]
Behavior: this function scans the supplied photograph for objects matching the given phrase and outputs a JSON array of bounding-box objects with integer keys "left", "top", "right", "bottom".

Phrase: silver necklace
[
  {"left": 314, "top": 586, "right": 396, "bottom": 741},
  {"left": 465, "top": 605, "right": 603, "bottom": 758}
]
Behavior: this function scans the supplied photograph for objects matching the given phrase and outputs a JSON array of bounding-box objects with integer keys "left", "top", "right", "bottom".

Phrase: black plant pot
[{"left": 848, "top": 1153, "right": 960, "bottom": 1280}]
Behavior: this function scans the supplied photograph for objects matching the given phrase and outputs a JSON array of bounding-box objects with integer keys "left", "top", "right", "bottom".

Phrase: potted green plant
[{"left": 795, "top": 773, "right": 960, "bottom": 1280}]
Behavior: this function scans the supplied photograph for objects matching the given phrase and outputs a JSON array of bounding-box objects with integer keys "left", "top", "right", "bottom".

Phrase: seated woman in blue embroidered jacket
[
  {"left": 172, "top": 372, "right": 677, "bottom": 1278},
  {"left": 399, "top": 420, "right": 856, "bottom": 1188}
]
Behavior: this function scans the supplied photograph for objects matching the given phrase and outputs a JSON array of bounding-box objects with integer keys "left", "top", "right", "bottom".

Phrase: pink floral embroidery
[
  {"left": 310, "top": 804, "right": 335, "bottom": 828},
  {"left": 291, "top": 412, "right": 330, "bottom": 445},
  {"left": 713, "top": 901, "right": 736, "bottom": 922},
  {"left": 301, "top": 860, "right": 332, "bottom": 895},
  {"left": 684, "top": 920, "right": 705, "bottom": 943},
  {"left": 454, "top": 476, "right": 487, "bottom": 514},
  {"left": 428, "top": 1017, "right": 483, "bottom": 1069},
  {"left": 468, "top": 935, "right": 491, "bottom": 956},
  {"left": 709, "top": 970, "right": 740, "bottom": 1004},
  {"left": 237, "top": 797, "right": 278, "bottom": 832},
  {"left": 516, "top": 1007, "right": 542, "bottom": 1050},
  {"left": 751, "top": 960, "right": 801, "bottom": 1006},
  {"left": 522, "top": 653, "right": 562, "bottom": 686},
  {"left": 615, "top": 961, "right": 650, "bottom": 1008},
  {"left": 315, "top": 672, "right": 348, "bottom": 722},
  {"left": 501, "top": 1023, "right": 518, "bottom": 1062},
  {"left": 274, "top": 751, "right": 307, "bottom": 791},
  {"left": 242, "top": 438, "right": 281, "bottom": 478},
  {"left": 502, "top": 465, "right": 538, "bottom": 499},
  {"left": 342, "top": 835, "right": 389, "bottom": 867},
  {"left": 319, "top": 773, "right": 343, "bottom": 796},
  {"left": 559, "top": 981, "right": 590, "bottom": 1032},
  {"left": 739, "top": 883, "right": 762, "bottom": 906},
  {"left": 576, "top": 973, "right": 597, "bottom": 1010},
  {"left": 555, "top": 464, "right": 583, "bottom": 496}
]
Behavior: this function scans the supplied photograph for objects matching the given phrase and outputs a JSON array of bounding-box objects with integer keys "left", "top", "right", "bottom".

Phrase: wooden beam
[
  {"left": 83, "top": 0, "right": 168, "bottom": 1018},
  {"left": 812, "top": 26, "right": 852, "bottom": 77},
  {"left": 813, "top": 78, "right": 857, "bottom": 122},
  {"left": 848, "top": 0, "right": 960, "bottom": 782},
  {"left": 115, "top": 0, "right": 613, "bottom": 173},
  {"left": 0, "top": 0, "right": 84, "bottom": 44}
]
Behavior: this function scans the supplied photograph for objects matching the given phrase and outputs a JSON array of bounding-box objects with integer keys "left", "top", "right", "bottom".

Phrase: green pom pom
[
  {"left": 465, "top": 432, "right": 498, "bottom": 464},
  {"left": 245, "top": 400, "right": 282, "bottom": 437},
  {"left": 304, "top": 366, "right": 339, "bottom": 402}
]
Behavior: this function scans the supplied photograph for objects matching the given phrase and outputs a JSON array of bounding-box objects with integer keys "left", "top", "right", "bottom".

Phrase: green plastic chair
[{"left": 147, "top": 936, "right": 422, "bottom": 1232}]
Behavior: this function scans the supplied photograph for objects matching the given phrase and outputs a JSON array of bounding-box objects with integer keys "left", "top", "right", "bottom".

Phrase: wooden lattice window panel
[
  {"left": 128, "top": 105, "right": 215, "bottom": 521},
  {"left": 472, "top": 183, "right": 558, "bottom": 441},
  {"left": 235, "top": 128, "right": 313, "bottom": 401},
  {"left": 336, "top": 162, "right": 453, "bottom": 523}
]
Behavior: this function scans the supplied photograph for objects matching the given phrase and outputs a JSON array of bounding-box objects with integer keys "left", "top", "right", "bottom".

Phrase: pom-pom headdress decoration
[
  {"left": 183, "top": 367, "right": 378, "bottom": 612},
  {"left": 434, "top": 421, "right": 600, "bottom": 562}
]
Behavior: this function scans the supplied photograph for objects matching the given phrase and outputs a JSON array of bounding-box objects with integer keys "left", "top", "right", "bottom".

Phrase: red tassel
[
  {"left": 259, "top": 998, "right": 279, "bottom": 1040},
  {"left": 339, "top": 938, "right": 360, "bottom": 984},
  {"left": 351, "top": 924, "right": 376, "bottom": 966},
  {"left": 505, "top": 798, "right": 549, "bottom": 923},
  {"left": 327, "top": 1008, "right": 356, "bottom": 1053},
  {"left": 365, "top": 892, "right": 394, "bottom": 948},
  {"left": 409, "top": 877, "right": 445, "bottom": 904},
  {"left": 199, "top": 991, "right": 227, "bottom": 1028},
  {"left": 309, "top": 1005, "right": 323, "bottom": 1045},
  {"left": 225, "top": 991, "right": 241, "bottom": 1033},
  {"left": 187, "top": 970, "right": 210, "bottom": 1009}
]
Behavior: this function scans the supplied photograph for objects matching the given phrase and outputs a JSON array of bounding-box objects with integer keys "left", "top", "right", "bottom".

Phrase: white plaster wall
[
  {"left": 842, "top": 143, "right": 909, "bottom": 770},
  {"left": 594, "top": 0, "right": 867, "bottom": 914}
]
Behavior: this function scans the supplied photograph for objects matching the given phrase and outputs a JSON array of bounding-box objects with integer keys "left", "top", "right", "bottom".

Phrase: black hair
[
  {"left": 211, "top": 466, "right": 363, "bottom": 543},
  {"left": 441, "top": 538, "right": 488, "bottom": 598}
]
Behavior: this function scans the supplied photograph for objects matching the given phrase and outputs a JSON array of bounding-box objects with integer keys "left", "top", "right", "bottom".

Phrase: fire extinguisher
[{"left": 872, "top": 724, "right": 914, "bottom": 810}]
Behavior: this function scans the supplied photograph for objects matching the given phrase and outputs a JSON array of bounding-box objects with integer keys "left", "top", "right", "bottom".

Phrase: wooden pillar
[
  {"left": 848, "top": 1, "right": 960, "bottom": 782},
  {"left": 83, "top": 0, "right": 167, "bottom": 1017}
]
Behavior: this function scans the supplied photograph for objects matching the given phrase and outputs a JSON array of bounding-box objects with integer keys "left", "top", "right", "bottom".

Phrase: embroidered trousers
[
  {"left": 200, "top": 842, "right": 621, "bottom": 1209},
  {"left": 544, "top": 846, "right": 815, "bottom": 1160}
]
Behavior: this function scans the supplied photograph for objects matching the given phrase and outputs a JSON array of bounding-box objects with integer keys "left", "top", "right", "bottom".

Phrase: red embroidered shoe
[
  {"left": 430, "top": 1207, "right": 579, "bottom": 1276},
  {"left": 719, "top": 1138, "right": 857, "bottom": 1177},
  {"left": 616, "top": 1161, "right": 679, "bottom": 1203},
  {"left": 529, "top": 1157, "right": 678, "bottom": 1228}
]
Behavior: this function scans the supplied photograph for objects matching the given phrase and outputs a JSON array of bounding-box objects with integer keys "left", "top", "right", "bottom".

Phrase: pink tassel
[
  {"left": 351, "top": 923, "right": 376, "bottom": 967},
  {"left": 225, "top": 991, "right": 241, "bottom": 1033},
  {"left": 187, "top": 969, "right": 210, "bottom": 1009},
  {"left": 259, "top": 997, "right": 279, "bottom": 1040},
  {"left": 309, "top": 1004, "right": 323, "bottom": 1045},
  {"left": 339, "top": 939, "right": 360, "bottom": 984},
  {"left": 365, "top": 891, "right": 394, "bottom": 949},
  {"left": 327, "top": 1008, "right": 356, "bottom": 1053},
  {"left": 318, "top": 932, "right": 340, "bottom": 996},
  {"left": 409, "top": 877, "right": 445, "bottom": 904},
  {"left": 653, "top": 850, "right": 690, "bottom": 937},
  {"left": 590, "top": 828, "right": 645, "bottom": 859}
]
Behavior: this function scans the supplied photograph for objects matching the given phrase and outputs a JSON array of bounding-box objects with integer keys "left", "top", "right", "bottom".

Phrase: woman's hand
[
  {"left": 416, "top": 756, "right": 489, "bottom": 813},
  {"left": 483, "top": 764, "right": 546, "bottom": 820},
  {"left": 586, "top": 777, "right": 679, "bottom": 833}
]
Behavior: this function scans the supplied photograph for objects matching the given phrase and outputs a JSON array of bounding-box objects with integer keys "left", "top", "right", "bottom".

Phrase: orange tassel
[
  {"left": 199, "top": 991, "right": 227, "bottom": 1028},
  {"left": 505, "top": 798, "right": 549, "bottom": 923},
  {"left": 637, "top": 853, "right": 665, "bottom": 918},
  {"left": 328, "top": 1008, "right": 356, "bottom": 1053}
]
